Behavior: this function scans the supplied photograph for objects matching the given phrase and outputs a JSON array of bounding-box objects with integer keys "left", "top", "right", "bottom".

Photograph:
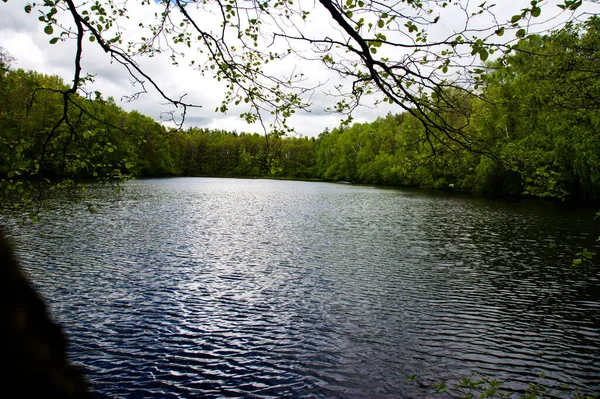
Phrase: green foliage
[
  {"left": 409, "top": 372, "right": 599, "bottom": 399},
  {"left": 312, "top": 16, "right": 600, "bottom": 201},
  {"left": 167, "top": 128, "right": 317, "bottom": 179},
  {"left": 572, "top": 247, "right": 596, "bottom": 266},
  {"left": 315, "top": 104, "right": 482, "bottom": 191},
  {"left": 475, "top": 16, "right": 600, "bottom": 200},
  {"left": 0, "top": 68, "right": 174, "bottom": 217}
]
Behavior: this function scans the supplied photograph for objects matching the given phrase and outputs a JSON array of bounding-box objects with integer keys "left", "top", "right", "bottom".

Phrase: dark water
[{"left": 5, "top": 178, "right": 600, "bottom": 398}]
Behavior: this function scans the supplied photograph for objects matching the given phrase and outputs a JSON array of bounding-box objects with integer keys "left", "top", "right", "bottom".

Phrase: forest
[{"left": 1, "top": 16, "right": 599, "bottom": 208}]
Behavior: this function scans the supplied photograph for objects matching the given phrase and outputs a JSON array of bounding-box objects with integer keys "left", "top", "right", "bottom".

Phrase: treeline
[
  {"left": 1, "top": 17, "right": 599, "bottom": 202},
  {"left": 316, "top": 16, "right": 600, "bottom": 201},
  {"left": 0, "top": 65, "right": 318, "bottom": 190},
  {"left": 168, "top": 130, "right": 316, "bottom": 179}
]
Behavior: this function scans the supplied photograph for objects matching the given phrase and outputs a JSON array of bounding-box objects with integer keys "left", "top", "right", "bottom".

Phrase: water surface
[{"left": 6, "top": 178, "right": 600, "bottom": 398}]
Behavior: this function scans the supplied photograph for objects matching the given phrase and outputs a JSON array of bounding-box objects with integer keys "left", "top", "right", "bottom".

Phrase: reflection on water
[{"left": 5, "top": 178, "right": 600, "bottom": 398}]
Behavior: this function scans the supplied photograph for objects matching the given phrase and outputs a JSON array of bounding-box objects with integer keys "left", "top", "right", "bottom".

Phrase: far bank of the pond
[{"left": 149, "top": 173, "right": 600, "bottom": 206}]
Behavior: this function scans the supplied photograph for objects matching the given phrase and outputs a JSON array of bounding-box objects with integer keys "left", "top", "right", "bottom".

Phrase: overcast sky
[{"left": 0, "top": 0, "right": 596, "bottom": 137}]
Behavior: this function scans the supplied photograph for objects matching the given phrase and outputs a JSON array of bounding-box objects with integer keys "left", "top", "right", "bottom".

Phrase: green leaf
[
  {"left": 49, "top": 37, "right": 59, "bottom": 44},
  {"left": 516, "top": 28, "right": 526, "bottom": 38},
  {"left": 479, "top": 49, "right": 488, "bottom": 61},
  {"left": 510, "top": 14, "right": 521, "bottom": 23},
  {"left": 582, "top": 248, "right": 595, "bottom": 259},
  {"left": 567, "top": 0, "right": 582, "bottom": 10},
  {"left": 25, "top": 4, "right": 32, "bottom": 13},
  {"left": 496, "top": 27, "right": 505, "bottom": 36},
  {"left": 377, "top": 19, "right": 384, "bottom": 28},
  {"left": 531, "top": 6, "right": 541, "bottom": 17},
  {"left": 44, "top": 25, "right": 54, "bottom": 35}
]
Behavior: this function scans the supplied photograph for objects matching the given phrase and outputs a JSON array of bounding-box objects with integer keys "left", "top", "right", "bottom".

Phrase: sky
[{"left": 0, "top": 0, "right": 596, "bottom": 137}]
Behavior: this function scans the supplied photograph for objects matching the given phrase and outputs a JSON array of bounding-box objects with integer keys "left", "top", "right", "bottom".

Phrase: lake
[{"left": 5, "top": 178, "right": 600, "bottom": 398}]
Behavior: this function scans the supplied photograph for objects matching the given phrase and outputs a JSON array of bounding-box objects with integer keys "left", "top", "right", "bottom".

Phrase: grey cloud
[{"left": 0, "top": 2, "right": 39, "bottom": 32}]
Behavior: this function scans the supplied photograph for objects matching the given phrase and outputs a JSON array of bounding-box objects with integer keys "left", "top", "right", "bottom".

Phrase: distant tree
[
  {"left": 312, "top": 15, "right": 600, "bottom": 200},
  {"left": 0, "top": 46, "right": 15, "bottom": 74},
  {"left": 473, "top": 16, "right": 600, "bottom": 199}
]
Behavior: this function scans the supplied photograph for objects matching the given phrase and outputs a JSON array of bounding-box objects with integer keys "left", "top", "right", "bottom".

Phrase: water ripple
[{"left": 5, "top": 178, "right": 600, "bottom": 398}]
